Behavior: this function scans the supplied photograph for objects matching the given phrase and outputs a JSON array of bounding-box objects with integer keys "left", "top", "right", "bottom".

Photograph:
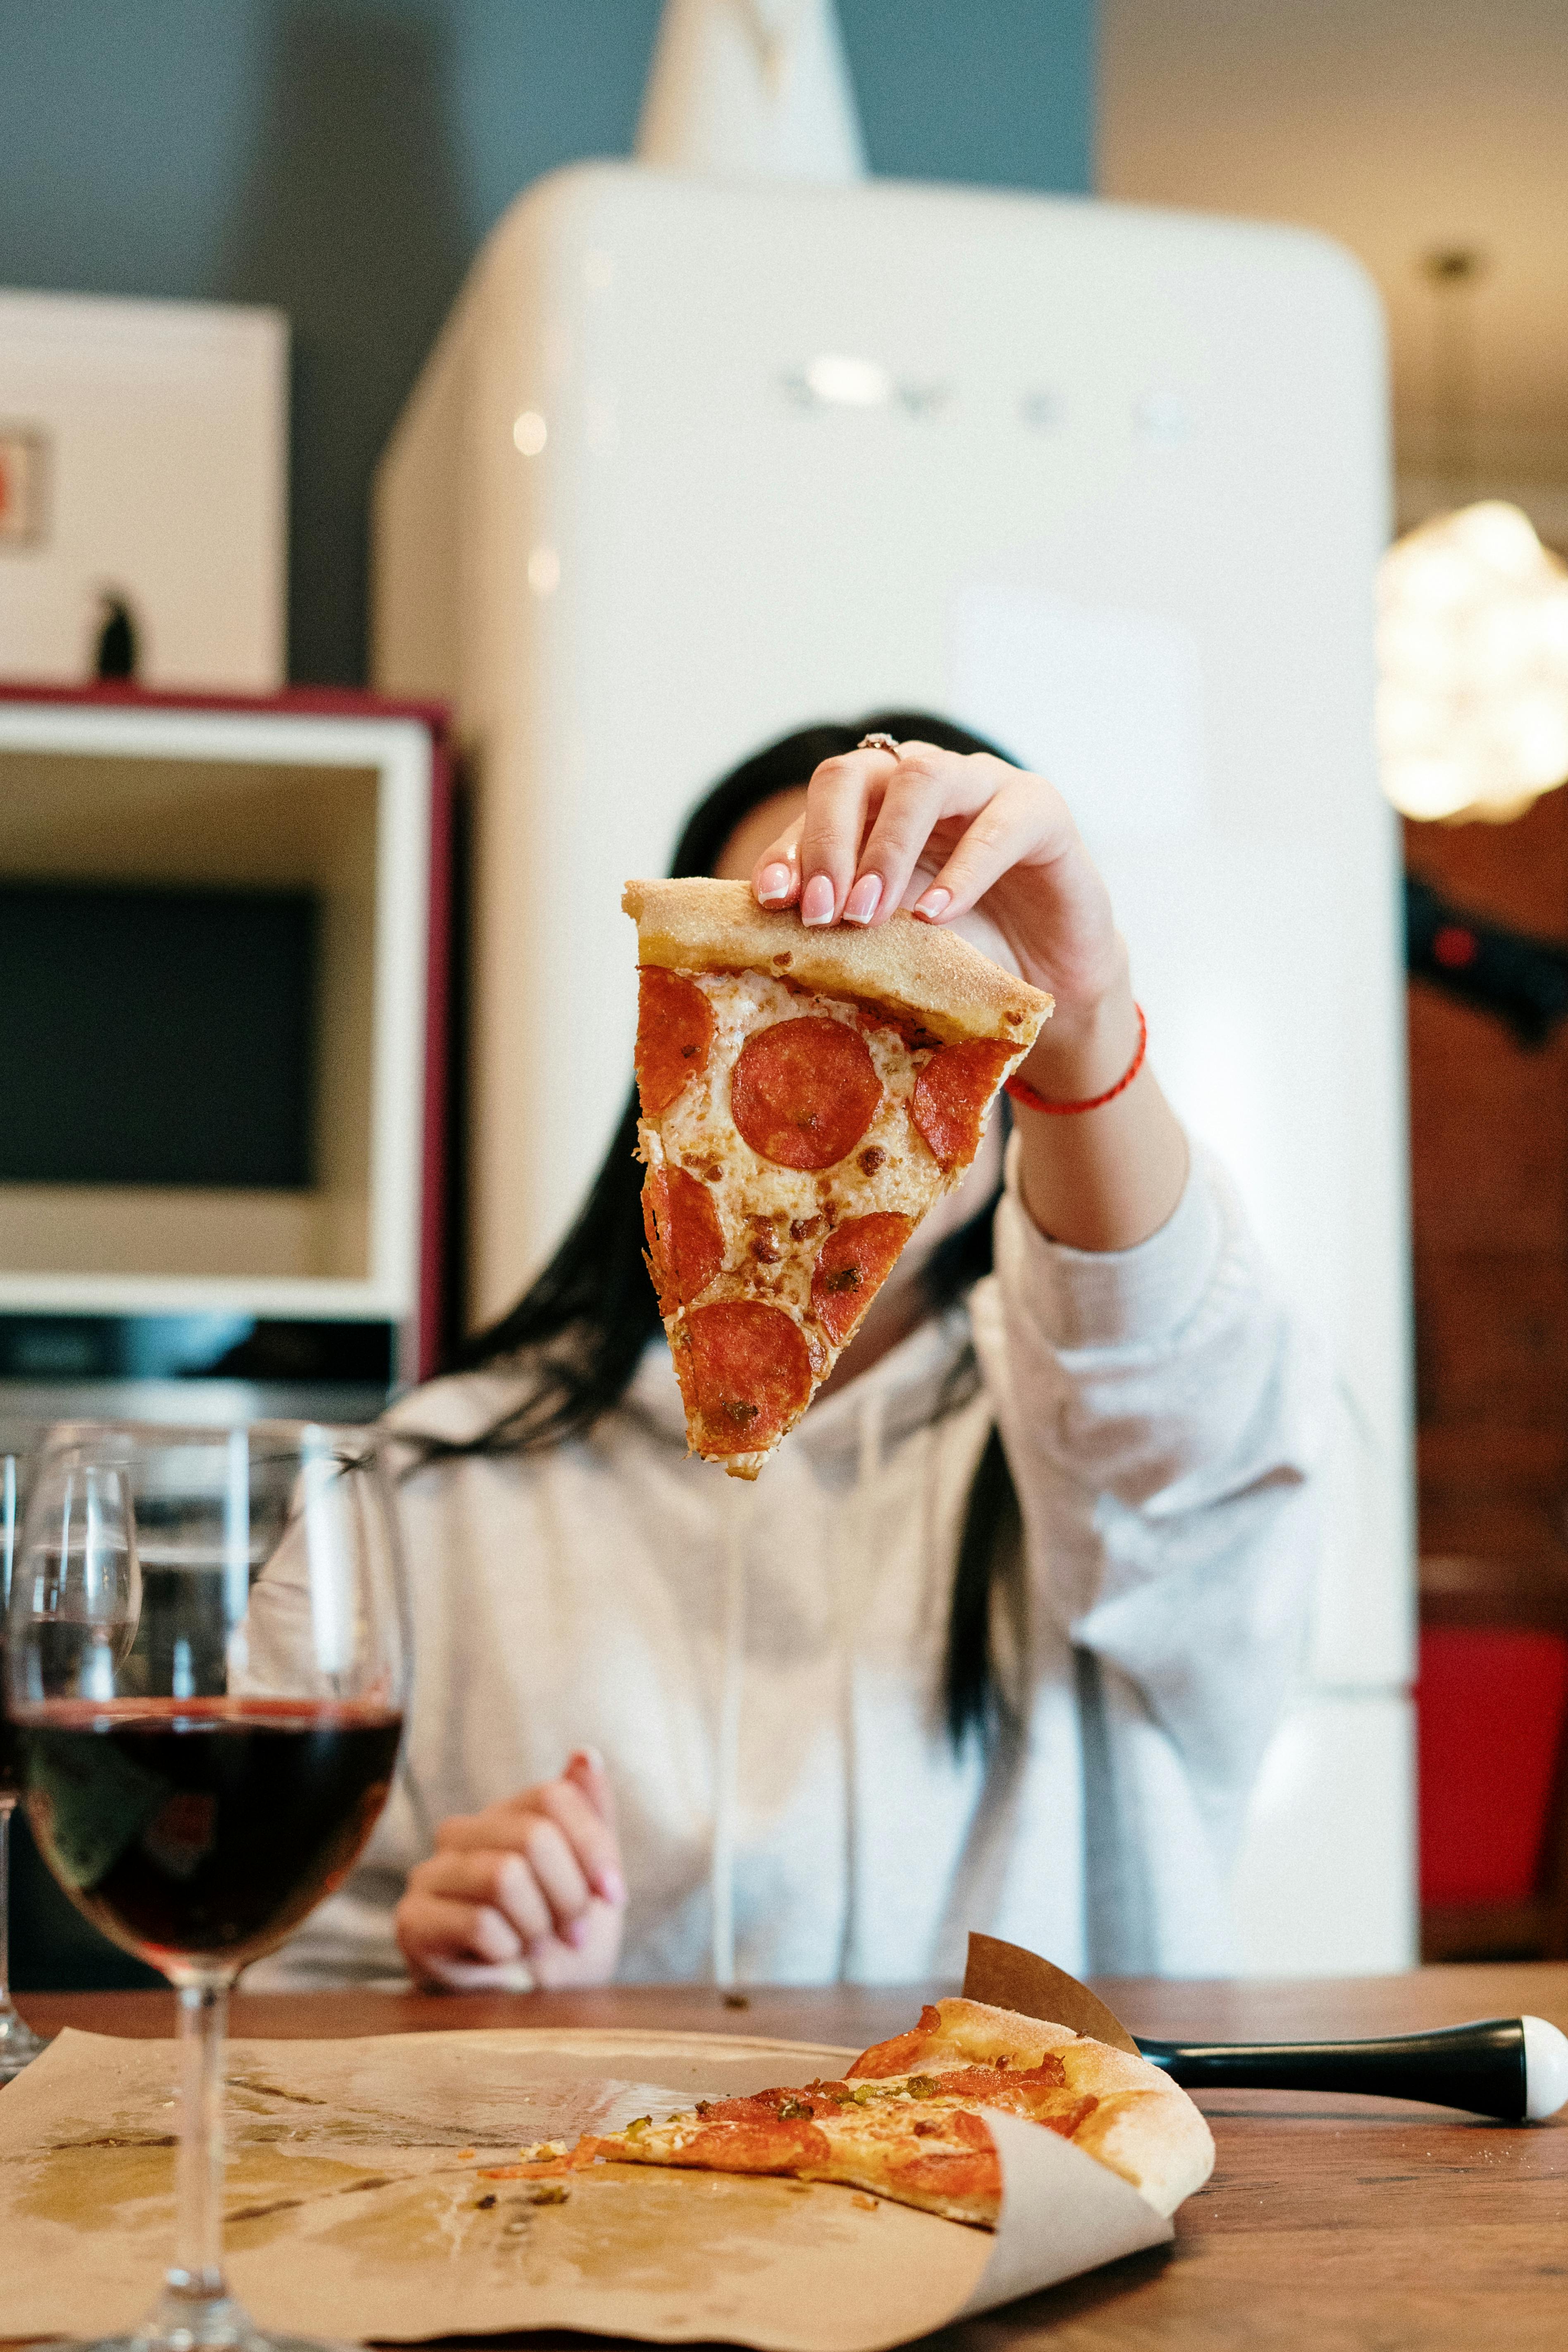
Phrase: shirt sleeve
[{"left": 968, "top": 1132, "right": 1331, "bottom": 1865}]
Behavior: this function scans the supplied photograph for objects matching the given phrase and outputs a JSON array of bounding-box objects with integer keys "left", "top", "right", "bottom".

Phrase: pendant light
[{"left": 1378, "top": 251, "right": 1568, "bottom": 823}]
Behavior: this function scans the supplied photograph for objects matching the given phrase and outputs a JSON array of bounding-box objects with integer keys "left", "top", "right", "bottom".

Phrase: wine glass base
[
  {"left": 39, "top": 2290, "right": 358, "bottom": 2352},
  {"left": 0, "top": 2002, "right": 51, "bottom": 2079},
  {"left": 33, "top": 2335, "right": 358, "bottom": 2352}
]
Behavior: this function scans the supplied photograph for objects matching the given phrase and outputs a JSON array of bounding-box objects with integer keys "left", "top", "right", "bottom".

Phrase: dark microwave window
[{"left": 0, "top": 884, "right": 318, "bottom": 1188}]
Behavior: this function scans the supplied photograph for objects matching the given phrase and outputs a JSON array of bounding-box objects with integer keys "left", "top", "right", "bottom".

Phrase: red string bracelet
[{"left": 1005, "top": 1003, "right": 1148, "bottom": 1116}]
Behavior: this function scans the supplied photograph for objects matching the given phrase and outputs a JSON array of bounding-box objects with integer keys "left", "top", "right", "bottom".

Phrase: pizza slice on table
[
  {"left": 510, "top": 1996, "right": 1214, "bottom": 2227},
  {"left": 623, "top": 879, "right": 1053, "bottom": 1477}
]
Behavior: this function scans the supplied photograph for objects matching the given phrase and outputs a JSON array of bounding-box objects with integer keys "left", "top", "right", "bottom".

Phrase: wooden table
[{"left": 12, "top": 1966, "right": 1568, "bottom": 2352}]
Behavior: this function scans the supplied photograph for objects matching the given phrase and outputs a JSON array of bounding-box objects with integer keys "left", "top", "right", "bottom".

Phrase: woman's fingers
[
  {"left": 397, "top": 1755, "right": 632, "bottom": 1991},
  {"left": 434, "top": 1820, "right": 596, "bottom": 1943},
  {"left": 563, "top": 1744, "right": 618, "bottom": 1828},
  {"left": 534, "top": 1770, "right": 626, "bottom": 1905},
  {"left": 797, "top": 748, "right": 892, "bottom": 925},
  {"left": 429, "top": 1761, "right": 627, "bottom": 1937},
  {"left": 749, "top": 744, "right": 977, "bottom": 922},
  {"left": 849, "top": 745, "right": 969, "bottom": 920},
  {"left": 909, "top": 776, "right": 1065, "bottom": 922},
  {"left": 512, "top": 1814, "right": 596, "bottom": 1936},
  {"left": 754, "top": 821, "right": 803, "bottom": 910},
  {"left": 412, "top": 1846, "right": 558, "bottom": 1946},
  {"left": 396, "top": 1887, "right": 526, "bottom": 1970},
  {"left": 752, "top": 743, "right": 1059, "bottom": 931}
]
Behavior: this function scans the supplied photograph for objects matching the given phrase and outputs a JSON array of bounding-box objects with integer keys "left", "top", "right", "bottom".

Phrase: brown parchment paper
[
  {"left": 0, "top": 2025, "right": 1171, "bottom": 2350},
  {"left": 963, "top": 1932, "right": 1143, "bottom": 2054}
]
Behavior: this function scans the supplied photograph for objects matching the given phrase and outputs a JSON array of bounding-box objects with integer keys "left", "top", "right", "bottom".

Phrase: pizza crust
[
  {"left": 847, "top": 1999, "right": 1214, "bottom": 2220},
  {"left": 623, "top": 878, "right": 1053, "bottom": 1049}
]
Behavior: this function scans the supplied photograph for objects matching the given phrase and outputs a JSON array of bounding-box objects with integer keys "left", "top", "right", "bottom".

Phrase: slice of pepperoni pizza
[
  {"left": 507, "top": 1996, "right": 1214, "bottom": 2228},
  {"left": 623, "top": 877, "right": 1052, "bottom": 1477}
]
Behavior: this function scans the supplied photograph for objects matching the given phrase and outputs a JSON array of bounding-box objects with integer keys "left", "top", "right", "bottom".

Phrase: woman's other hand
[
  {"left": 394, "top": 1748, "right": 627, "bottom": 1989},
  {"left": 749, "top": 740, "right": 1188, "bottom": 1251}
]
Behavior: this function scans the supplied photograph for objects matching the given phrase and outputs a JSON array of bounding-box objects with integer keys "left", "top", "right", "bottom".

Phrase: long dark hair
[{"left": 442, "top": 712, "right": 1020, "bottom": 1745}]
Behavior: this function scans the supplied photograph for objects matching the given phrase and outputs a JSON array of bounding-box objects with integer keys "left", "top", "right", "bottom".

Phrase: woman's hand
[
  {"left": 395, "top": 1749, "right": 627, "bottom": 1991},
  {"left": 750, "top": 740, "right": 1188, "bottom": 1251},
  {"left": 752, "top": 738, "right": 1120, "bottom": 1027}
]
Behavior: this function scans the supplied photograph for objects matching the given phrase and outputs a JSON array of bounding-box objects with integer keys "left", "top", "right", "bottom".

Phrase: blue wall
[{"left": 0, "top": 1, "right": 1095, "bottom": 684}]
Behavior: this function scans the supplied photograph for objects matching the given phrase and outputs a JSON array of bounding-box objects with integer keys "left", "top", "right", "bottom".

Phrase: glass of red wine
[
  {"left": 5, "top": 1421, "right": 408, "bottom": 2352},
  {"left": 0, "top": 1452, "right": 52, "bottom": 2079}
]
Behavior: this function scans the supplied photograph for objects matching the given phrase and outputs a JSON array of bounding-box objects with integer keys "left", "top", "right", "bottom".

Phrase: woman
[{"left": 258, "top": 716, "right": 1327, "bottom": 1991}]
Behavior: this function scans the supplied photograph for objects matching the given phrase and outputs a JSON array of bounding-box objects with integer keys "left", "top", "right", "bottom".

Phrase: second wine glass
[{"left": 0, "top": 1453, "right": 51, "bottom": 2080}]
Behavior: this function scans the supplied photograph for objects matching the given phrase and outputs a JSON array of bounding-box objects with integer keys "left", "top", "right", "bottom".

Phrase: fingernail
[
  {"left": 913, "top": 886, "right": 952, "bottom": 922},
  {"left": 565, "top": 1915, "right": 591, "bottom": 1949},
  {"left": 842, "top": 873, "right": 883, "bottom": 926},
  {"left": 801, "top": 874, "right": 835, "bottom": 926},
  {"left": 757, "top": 863, "right": 792, "bottom": 906},
  {"left": 568, "top": 1745, "right": 604, "bottom": 1774},
  {"left": 597, "top": 1866, "right": 628, "bottom": 1908}
]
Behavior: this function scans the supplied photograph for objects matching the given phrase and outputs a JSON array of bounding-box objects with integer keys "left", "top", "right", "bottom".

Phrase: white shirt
[{"left": 253, "top": 1138, "right": 1328, "bottom": 1988}]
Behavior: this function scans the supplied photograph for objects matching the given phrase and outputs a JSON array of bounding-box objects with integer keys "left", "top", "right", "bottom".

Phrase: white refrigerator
[{"left": 373, "top": 163, "right": 1415, "bottom": 1976}]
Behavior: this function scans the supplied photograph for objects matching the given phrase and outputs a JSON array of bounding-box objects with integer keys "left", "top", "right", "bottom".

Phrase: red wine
[{"left": 16, "top": 1698, "right": 401, "bottom": 1968}]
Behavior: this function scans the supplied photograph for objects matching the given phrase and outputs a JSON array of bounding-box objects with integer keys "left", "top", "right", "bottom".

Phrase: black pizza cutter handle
[{"left": 1134, "top": 2015, "right": 1568, "bottom": 2123}]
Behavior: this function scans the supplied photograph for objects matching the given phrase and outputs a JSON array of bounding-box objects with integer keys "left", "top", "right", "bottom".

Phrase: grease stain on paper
[
  {"left": 0, "top": 2032, "right": 1006, "bottom": 2352},
  {"left": 319, "top": 2162, "right": 869, "bottom": 2293}
]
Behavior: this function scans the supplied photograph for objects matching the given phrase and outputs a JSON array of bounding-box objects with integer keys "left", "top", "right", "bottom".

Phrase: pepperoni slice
[
  {"left": 730, "top": 1017, "right": 881, "bottom": 1171},
  {"left": 697, "top": 2083, "right": 854, "bottom": 2122},
  {"left": 685, "top": 1300, "right": 812, "bottom": 1452},
  {"left": 915, "top": 2059, "right": 1069, "bottom": 2099},
  {"left": 846, "top": 2006, "right": 944, "bottom": 2080},
  {"left": 810, "top": 1212, "right": 915, "bottom": 1346},
  {"left": 605, "top": 2117, "right": 832, "bottom": 2175},
  {"left": 910, "top": 1039, "right": 1013, "bottom": 1170},
  {"left": 644, "top": 1165, "right": 724, "bottom": 1307},
  {"left": 642, "top": 1172, "right": 676, "bottom": 1317},
  {"left": 635, "top": 969, "right": 714, "bottom": 1117}
]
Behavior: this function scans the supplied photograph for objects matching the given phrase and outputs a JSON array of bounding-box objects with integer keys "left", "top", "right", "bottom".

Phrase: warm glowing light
[
  {"left": 804, "top": 353, "right": 892, "bottom": 407},
  {"left": 512, "top": 410, "right": 548, "bottom": 456},
  {"left": 1379, "top": 502, "right": 1568, "bottom": 821},
  {"left": 1447, "top": 499, "right": 1542, "bottom": 579}
]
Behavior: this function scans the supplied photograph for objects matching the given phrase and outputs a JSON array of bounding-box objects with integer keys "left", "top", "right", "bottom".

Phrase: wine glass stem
[
  {"left": 169, "top": 1977, "right": 230, "bottom": 2307},
  {"left": 0, "top": 1795, "right": 50, "bottom": 2073},
  {"left": 0, "top": 1798, "right": 14, "bottom": 2018}
]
